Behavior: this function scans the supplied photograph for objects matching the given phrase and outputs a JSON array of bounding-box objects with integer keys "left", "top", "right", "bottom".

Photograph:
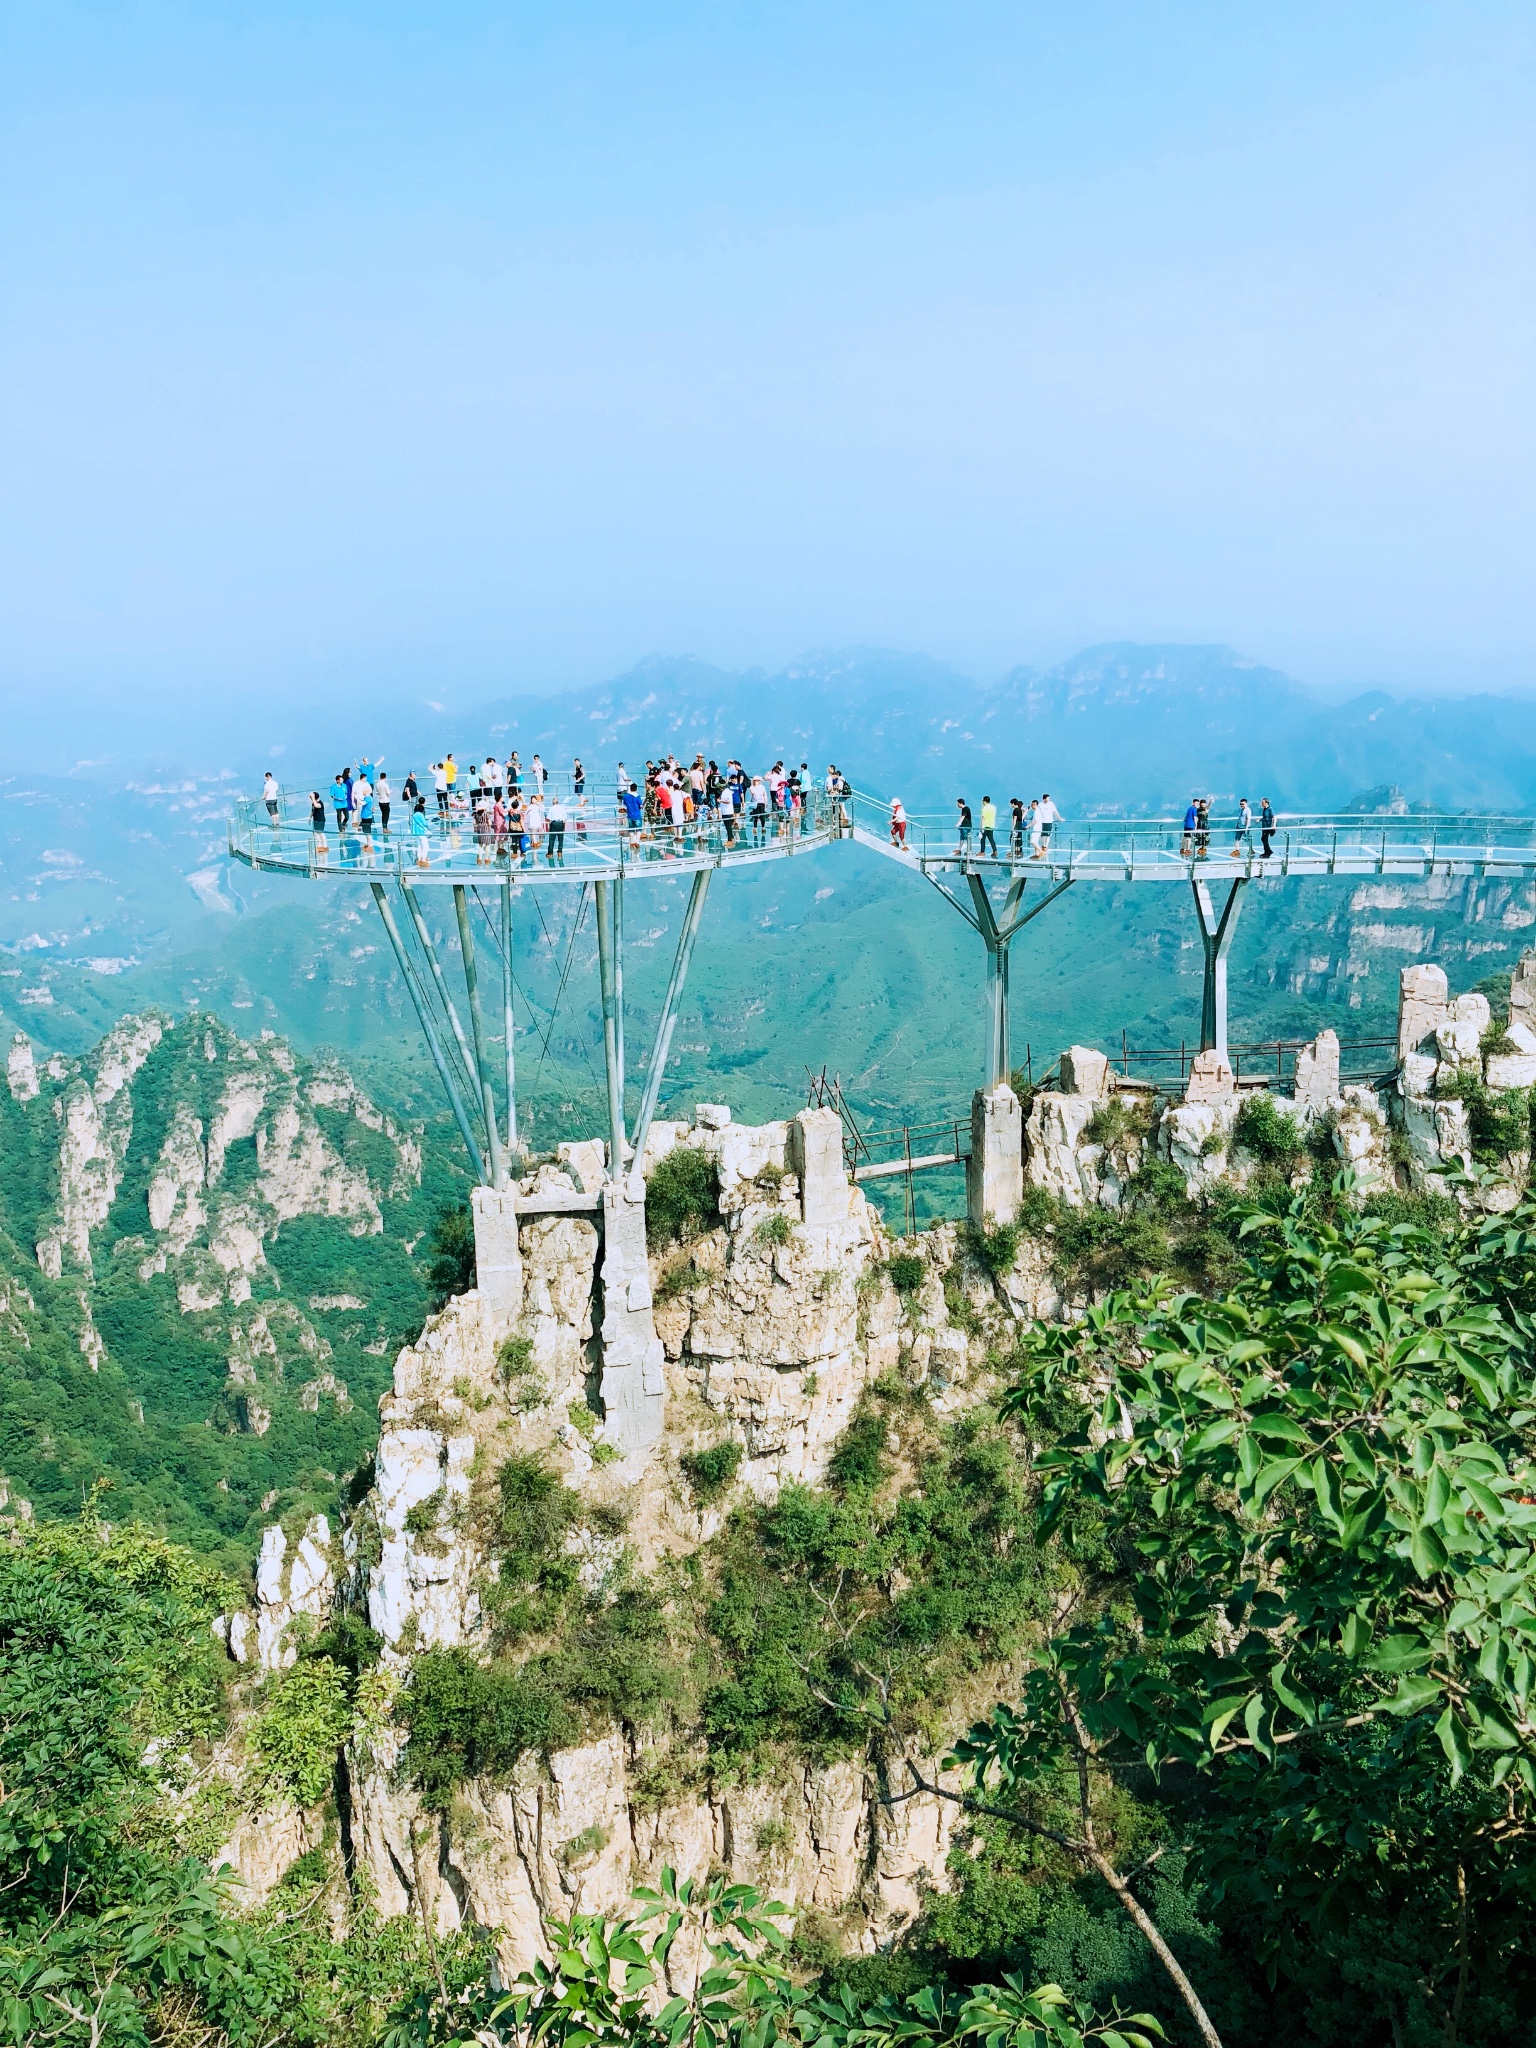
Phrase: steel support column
[
  {"left": 594, "top": 875, "right": 627, "bottom": 1180},
  {"left": 452, "top": 884, "right": 509, "bottom": 1188},
  {"left": 628, "top": 867, "right": 713, "bottom": 1189},
  {"left": 951, "top": 873, "right": 1074, "bottom": 1090},
  {"left": 1192, "top": 877, "right": 1247, "bottom": 1061},
  {"left": 399, "top": 880, "right": 487, "bottom": 1157},
  {"left": 369, "top": 882, "right": 488, "bottom": 1186},
  {"left": 500, "top": 878, "right": 518, "bottom": 1163}
]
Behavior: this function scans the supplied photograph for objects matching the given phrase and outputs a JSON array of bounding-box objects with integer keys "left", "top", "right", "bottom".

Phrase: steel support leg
[
  {"left": 452, "top": 885, "right": 509, "bottom": 1188},
  {"left": 1192, "top": 877, "right": 1246, "bottom": 1061},
  {"left": 500, "top": 877, "right": 518, "bottom": 1162},
  {"left": 628, "top": 868, "right": 713, "bottom": 1188},
  {"left": 594, "top": 876, "right": 627, "bottom": 1180},
  {"left": 369, "top": 883, "right": 487, "bottom": 1185},
  {"left": 400, "top": 879, "right": 485, "bottom": 1141},
  {"left": 963, "top": 873, "right": 1069, "bottom": 1091}
]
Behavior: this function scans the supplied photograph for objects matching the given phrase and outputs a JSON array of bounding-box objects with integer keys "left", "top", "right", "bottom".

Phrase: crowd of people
[
  {"left": 261, "top": 754, "right": 853, "bottom": 867},
  {"left": 258, "top": 758, "right": 1282, "bottom": 872}
]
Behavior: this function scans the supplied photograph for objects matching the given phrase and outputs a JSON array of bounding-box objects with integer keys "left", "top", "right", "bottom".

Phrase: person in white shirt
[
  {"left": 546, "top": 794, "right": 568, "bottom": 864},
  {"left": 1040, "top": 782, "right": 1064, "bottom": 847},
  {"left": 432, "top": 762, "right": 449, "bottom": 814},
  {"left": 749, "top": 776, "right": 770, "bottom": 846},
  {"left": 375, "top": 770, "right": 392, "bottom": 833},
  {"left": 262, "top": 771, "right": 280, "bottom": 823},
  {"left": 530, "top": 753, "right": 546, "bottom": 794}
]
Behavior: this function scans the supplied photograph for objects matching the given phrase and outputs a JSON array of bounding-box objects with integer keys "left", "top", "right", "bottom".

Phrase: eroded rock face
[
  {"left": 342, "top": 1725, "right": 961, "bottom": 1976},
  {"left": 228, "top": 1515, "right": 337, "bottom": 1671}
]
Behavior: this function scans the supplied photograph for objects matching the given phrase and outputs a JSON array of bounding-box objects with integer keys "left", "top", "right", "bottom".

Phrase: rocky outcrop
[
  {"left": 20, "top": 1014, "right": 416, "bottom": 1289},
  {"left": 226, "top": 1514, "right": 338, "bottom": 1671},
  {"left": 347, "top": 1724, "right": 961, "bottom": 1970}
]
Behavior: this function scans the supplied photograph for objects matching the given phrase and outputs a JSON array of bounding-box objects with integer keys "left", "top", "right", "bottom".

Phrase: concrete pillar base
[
  {"left": 598, "top": 1183, "right": 666, "bottom": 1458},
  {"left": 789, "top": 1106, "right": 851, "bottom": 1226},
  {"left": 471, "top": 1186, "right": 524, "bottom": 1323},
  {"left": 966, "top": 1084, "right": 1023, "bottom": 1229}
]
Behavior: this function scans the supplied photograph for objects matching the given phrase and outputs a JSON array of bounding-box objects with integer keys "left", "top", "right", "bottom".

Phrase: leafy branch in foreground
[
  {"left": 953, "top": 1176, "right": 1536, "bottom": 2035},
  {"left": 382, "top": 1867, "right": 1164, "bottom": 2048}
]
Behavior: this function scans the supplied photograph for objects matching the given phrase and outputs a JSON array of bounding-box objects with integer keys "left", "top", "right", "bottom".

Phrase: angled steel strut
[
  {"left": 923, "top": 870, "right": 1075, "bottom": 1089},
  {"left": 1191, "top": 877, "right": 1246, "bottom": 1061},
  {"left": 369, "top": 881, "right": 488, "bottom": 1186}
]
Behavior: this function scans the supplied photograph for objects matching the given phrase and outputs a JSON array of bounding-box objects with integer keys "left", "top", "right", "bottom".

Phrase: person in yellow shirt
[
  {"left": 979, "top": 794, "right": 998, "bottom": 858},
  {"left": 444, "top": 753, "right": 458, "bottom": 794}
]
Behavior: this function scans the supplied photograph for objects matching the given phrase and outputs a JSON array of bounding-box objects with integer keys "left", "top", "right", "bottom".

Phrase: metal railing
[
  {"left": 852, "top": 792, "right": 1536, "bottom": 876},
  {"left": 228, "top": 781, "right": 847, "bottom": 880}
]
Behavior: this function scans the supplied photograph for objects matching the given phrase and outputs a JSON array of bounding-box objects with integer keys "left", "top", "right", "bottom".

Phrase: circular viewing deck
[{"left": 228, "top": 783, "right": 845, "bottom": 885}]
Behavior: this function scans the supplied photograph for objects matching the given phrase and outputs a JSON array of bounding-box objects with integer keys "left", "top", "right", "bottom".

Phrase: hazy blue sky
[{"left": 2, "top": 1, "right": 1532, "bottom": 730}]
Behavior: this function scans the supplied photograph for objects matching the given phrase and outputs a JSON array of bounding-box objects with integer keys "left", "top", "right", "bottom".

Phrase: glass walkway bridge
[{"left": 228, "top": 781, "right": 1536, "bottom": 1197}]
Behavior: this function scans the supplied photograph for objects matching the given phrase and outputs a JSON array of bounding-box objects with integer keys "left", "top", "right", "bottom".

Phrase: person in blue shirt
[
  {"left": 621, "top": 782, "right": 643, "bottom": 848},
  {"left": 1180, "top": 798, "right": 1198, "bottom": 858},
  {"left": 330, "top": 775, "right": 349, "bottom": 832}
]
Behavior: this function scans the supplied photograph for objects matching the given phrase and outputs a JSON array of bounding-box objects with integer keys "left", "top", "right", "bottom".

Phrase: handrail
[{"left": 228, "top": 782, "right": 846, "bottom": 881}]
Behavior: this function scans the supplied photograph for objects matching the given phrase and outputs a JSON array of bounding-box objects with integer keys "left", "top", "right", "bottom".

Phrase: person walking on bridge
[
  {"left": 890, "top": 797, "right": 908, "bottom": 848},
  {"left": 263, "top": 770, "right": 280, "bottom": 824},
  {"left": 956, "top": 797, "right": 973, "bottom": 858},
  {"left": 979, "top": 795, "right": 998, "bottom": 858},
  {"left": 1260, "top": 796, "right": 1275, "bottom": 860},
  {"left": 1180, "top": 797, "right": 1197, "bottom": 858},
  {"left": 1231, "top": 796, "right": 1253, "bottom": 859},
  {"left": 1032, "top": 792, "right": 1060, "bottom": 858},
  {"left": 1010, "top": 797, "right": 1025, "bottom": 859}
]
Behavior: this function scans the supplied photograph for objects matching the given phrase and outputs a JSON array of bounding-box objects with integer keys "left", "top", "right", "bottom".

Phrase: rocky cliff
[
  {"left": 0, "top": 1011, "right": 436, "bottom": 1546},
  {"left": 23, "top": 951, "right": 1536, "bottom": 1977}
]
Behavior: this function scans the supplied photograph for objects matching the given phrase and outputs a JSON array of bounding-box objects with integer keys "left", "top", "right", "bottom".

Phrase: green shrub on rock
[{"left": 645, "top": 1147, "right": 721, "bottom": 1249}]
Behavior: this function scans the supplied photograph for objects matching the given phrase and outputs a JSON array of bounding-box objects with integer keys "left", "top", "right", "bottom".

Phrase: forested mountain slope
[{"left": 0, "top": 1012, "right": 459, "bottom": 1566}]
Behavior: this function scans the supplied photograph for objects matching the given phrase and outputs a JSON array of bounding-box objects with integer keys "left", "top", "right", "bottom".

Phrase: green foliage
[
  {"left": 1434, "top": 1071, "right": 1534, "bottom": 1165},
  {"left": 1082, "top": 1096, "right": 1152, "bottom": 1149},
  {"left": 401, "top": 1647, "right": 574, "bottom": 1807},
  {"left": 427, "top": 1203, "right": 477, "bottom": 1308},
  {"left": 392, "top": 1868, "right": 1162, "bottom": 2048},
  {"left": 680, "top": 1439, "right": 744, "bottom": 1505},
  {"left": 490, "top": 1454, "right": 583, "bottom": 1642},
  {"left": 1231, "top": 1092, "right": 1306, "bottom": 1167},
  {"left": 958, "top": 1181, "right": 1536, "bottom": 2033},
  {"left": 699, "top": 1403, "right": 1056, "bottom": 1764},
  {"left": 887, "top": 1250, "right": 927, "bottom": 1296},
  {"left": 754, "top": 1211, "right": 793, "bottom": 1247},
  {"left": 645, "top": 1147, "right": 721, "bottom": 1250},
  {"left": 250, "top": 1656, "right": 354, "bottom": 1809},
  {"left": 962, "top": 1220, "right": 1019, "bottom": 1277}
]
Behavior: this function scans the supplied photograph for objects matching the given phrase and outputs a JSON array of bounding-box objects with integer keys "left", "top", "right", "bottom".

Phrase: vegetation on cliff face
[{"left": 0, "top": 1014, "right": 464, "bottom": 1571}]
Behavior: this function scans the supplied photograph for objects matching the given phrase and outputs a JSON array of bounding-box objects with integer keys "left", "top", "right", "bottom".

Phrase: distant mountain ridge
[{"left": 467, "top": 642, "right": 1536, "bottom": 814}]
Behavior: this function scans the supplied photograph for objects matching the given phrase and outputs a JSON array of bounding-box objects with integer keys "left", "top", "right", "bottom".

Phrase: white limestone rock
[
  {"left": 6, "top": 1033, "right": 38, "bottom": 1102},
  {"left": 1485, "top": 1019, "right": 1536, "bottom": 1091},
  {"left": 1023, "top": 1092, "right": 1097, "bottom": 1206},
  {"left": 1162, "top": 1097, "right": 1239, "bottom": 1195},
  {"left": 230, "top": 1516, "right": 338, "bottom": 1672},
  {"left": 1184, "top": 1050, "right": 1235, "bottom": 1104},
  {"left": 1331, "top": 1086, "right": 1394, "bottom": 1195},
  {"left": 1058, "top": 1046, "right": 1112, "bottom": 1099},
  {"left": 1398, "top": 963, "right": 1449, "bottom": 1062},
  {"left": 966, "top": 1085, "right": 1022, "bottom": 1226},
  {"left": 1293, "top": 1030, "right": 1341, "bottom": 1112}
]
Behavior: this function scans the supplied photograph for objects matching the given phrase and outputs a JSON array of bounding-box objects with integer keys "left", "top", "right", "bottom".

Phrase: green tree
[{"left": 950, "top": 1181, "right": 1536, "bottom": 2044}]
